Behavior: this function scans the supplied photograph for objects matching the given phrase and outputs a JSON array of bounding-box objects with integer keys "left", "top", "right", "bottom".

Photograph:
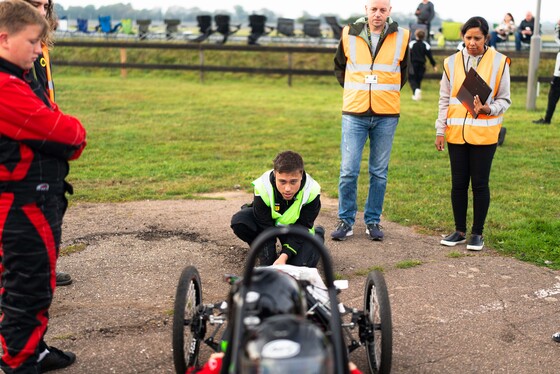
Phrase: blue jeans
[
  {"left": 515, "top": 31, "right": 531, "bottom": 51},
  {"left": 337, "top": 114, "right": 398, "bottom": 226},
  {"left": 489, "top": 31, "right": 507, "bottom": 48}
]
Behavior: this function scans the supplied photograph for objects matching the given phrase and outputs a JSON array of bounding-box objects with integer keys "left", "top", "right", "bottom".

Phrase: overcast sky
[{"left": 55, "top": 1, "right": 559, "bottom": 23}]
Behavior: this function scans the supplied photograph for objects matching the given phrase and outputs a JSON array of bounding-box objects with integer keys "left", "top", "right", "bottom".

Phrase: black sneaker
[
  {"left": 553, "top": 332, "right": 560, "bottom": 343},
  {"left": 366, "top": 223, "right": 384, "bottom": 241},
  {"left": 314, "top": 226, "right": 325, "bottom": 243},
  {"left": 533, "top": 118, "right": 551, "bottom": 125},
  {"left": 56, "top": 271, "right": 73, "bottom": 286},
  {"left": 38, "top": 346, "right": 76, "bottom": 373},
  {"left": 331, "top": 220, "right": 353, "bottom": 241},
  {"left": 440, "top": 231, "right": 466, "bottom": 247},
  {"left": 466, "top": 234, "right": 484, "bottom": 251}
]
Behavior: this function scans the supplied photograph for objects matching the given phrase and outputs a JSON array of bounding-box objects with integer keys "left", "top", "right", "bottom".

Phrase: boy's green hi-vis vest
[{"left": 252, "top": 170, "right": 321, "bottom": 231}]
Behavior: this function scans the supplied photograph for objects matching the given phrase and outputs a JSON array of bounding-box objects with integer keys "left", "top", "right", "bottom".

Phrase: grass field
[{"left": 52, "top": 71, "right": 559, "bottom": 269}]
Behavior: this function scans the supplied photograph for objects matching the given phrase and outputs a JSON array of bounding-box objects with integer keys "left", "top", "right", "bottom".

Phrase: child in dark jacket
[{"left": 409, "top": 29, "right": 437, "bottom": 100}]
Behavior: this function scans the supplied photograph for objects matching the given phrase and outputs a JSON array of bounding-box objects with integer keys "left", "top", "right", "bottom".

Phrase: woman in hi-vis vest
[{"left": 435, "top": 16, "right": 511, "bottom": 251}]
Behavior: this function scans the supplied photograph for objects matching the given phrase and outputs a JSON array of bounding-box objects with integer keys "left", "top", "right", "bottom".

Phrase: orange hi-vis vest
[
  {"left": 341, "top": 26, "right": 409, "bottom": 115},
  {"left": 444, "top": 48, "right": 510, "bottom": 145},
  {"left": 41, "top": 44, "right": 55, "bottom": 103}
]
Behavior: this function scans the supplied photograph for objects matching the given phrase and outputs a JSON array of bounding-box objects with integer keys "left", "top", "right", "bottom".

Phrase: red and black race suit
[{"left": 0, "top": 57, "right": 86, "bottom": 372}]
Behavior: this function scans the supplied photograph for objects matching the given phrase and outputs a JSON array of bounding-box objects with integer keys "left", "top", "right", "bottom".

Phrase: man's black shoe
[
  {"left": 38, "top": 346, "right": 76, "bottom": 373},
  {"left": 56, "top": 272, "right": 73, "bottom": 286},
  {"left": 533, "top": 118, "right": 551, "bottom": 125}
]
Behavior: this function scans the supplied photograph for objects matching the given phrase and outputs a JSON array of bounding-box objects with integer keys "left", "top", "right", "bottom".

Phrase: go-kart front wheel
[
  {"left": 173, "top": 266, "right": 203, "bottom": 374},
  {"left": 364, "top": 270, "right": 392, "bottom": 374}
]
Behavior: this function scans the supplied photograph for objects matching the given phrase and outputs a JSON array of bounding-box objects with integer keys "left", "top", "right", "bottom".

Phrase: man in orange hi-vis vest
[{"left": 332, "top": 0, "right": 409, "bottom": 243}]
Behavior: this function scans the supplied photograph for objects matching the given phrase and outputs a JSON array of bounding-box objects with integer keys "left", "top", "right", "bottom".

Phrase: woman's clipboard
[{"left": 457, "top": 68, "right": 492, "bottom": 119}]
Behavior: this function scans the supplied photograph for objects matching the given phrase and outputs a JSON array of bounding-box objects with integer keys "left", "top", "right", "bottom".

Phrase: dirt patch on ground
[{"left": 50, "top": 192, "right": 560, "bottom": 373}]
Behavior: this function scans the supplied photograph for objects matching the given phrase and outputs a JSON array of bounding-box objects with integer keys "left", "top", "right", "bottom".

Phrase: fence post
[
  {"left": 287, "top": 51, "right": 293, "bottom": 87},
  {"left": 120, "top": 48, "right": 127, "bottom": 78},
  {"left": 199, "top": 47, "right": 205, "bottom": 83}
]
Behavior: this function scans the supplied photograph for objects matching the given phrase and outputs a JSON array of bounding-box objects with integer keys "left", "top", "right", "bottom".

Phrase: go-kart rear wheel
[
  {"left": 364, "top": 270, "right": 392, "bottom": 374},
  {"left": 173, "top": 266, "right": 203, "bottom": 374}
]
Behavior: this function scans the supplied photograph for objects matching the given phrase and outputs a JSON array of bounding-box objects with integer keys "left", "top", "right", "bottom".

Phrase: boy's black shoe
[
  {"left": 440, "top": 231, "right": 466, "bottom": 247},
  {"left": 553, "top": 332, "right": 560, "bottom": 343},
  {"left": 466, "top": 234, "right": 484, "bottom": 251},
  {"left": 56, "top": 271, "right": 73, "bottom": 286},
  {"left": 39, "top": 346, "right": 76, "bottom": 373}
]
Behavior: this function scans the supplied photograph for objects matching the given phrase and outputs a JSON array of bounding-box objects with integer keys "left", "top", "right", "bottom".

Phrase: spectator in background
[
  {"left": 555, "top": 18, "right": 560, "bottom": 46},
  {"left": 532, "top": 27, "right": 560, "bottom": 125},
  {"left": 409, "top": 28, "right": 437, "bottom": 101},
  {"left": 415, "top": 0, "right": 435, "bottom": 43},
  {"left": 515, "top": 11, "right": 535, "bottom": 51},
  {"left": 489, "top": 13, "right": 516, "bottom": 49}
]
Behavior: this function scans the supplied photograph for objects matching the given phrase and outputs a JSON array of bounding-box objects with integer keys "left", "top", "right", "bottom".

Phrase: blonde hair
[{"left": 0, "top": 0, "right": 48, "bottom": 41}]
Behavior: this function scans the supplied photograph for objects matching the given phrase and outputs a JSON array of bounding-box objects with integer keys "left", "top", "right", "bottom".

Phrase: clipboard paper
[{"left": 456, "top": 68, "right": 492, "bottom": 119}]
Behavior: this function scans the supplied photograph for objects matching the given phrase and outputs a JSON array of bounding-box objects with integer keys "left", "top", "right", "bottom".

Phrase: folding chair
[
  {"left": 324, "top": 16, "right": 343, "bottom": 40},
  {"left": 441, "top": 21, "right": 463, "bottom": 48},
  {"left": 214, "top": 14, "right": 241, "bottom": 44},
  {"left": 120, "top": 19, "right": 134, "bottom": 35},
  {"left": 76, "top": 18, "right": 90, "bottom": 34},
  {"left": 164, "top": 19, "right": 181, "bottom": 40},
  {"left": 137, "top": 19, "right": 151, "bottom": 40},
  {"left": 247, "top": 15, "right": 274, "bottom": 45},
  {"left": 96, "top": 15, "right": 122, "bottom": 34},
  {"left": 190, "top": 15, "right": 214, "bottom": 43},
  {"left": 303, "top": 19, "right": 322, "bottom": 38},
  {"left": 56, "top": 16, "right": 70, "bottom": 37},
  {"left": 277, "top": 18, "right": 295, "bottom": 37}
]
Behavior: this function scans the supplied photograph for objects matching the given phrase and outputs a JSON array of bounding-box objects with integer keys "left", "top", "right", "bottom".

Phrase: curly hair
[{"left": 23, "top": 0, "right": 56, "bottom": 48}]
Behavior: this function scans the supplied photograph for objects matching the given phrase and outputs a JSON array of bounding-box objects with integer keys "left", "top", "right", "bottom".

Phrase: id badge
[{"left": 365, "top": 74, "right": 378, "bottom": 84}]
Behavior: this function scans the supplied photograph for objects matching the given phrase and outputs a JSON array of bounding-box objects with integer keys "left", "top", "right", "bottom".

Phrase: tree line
[{"left": 53, "top": 2, "right": 439, "bottom": 27}]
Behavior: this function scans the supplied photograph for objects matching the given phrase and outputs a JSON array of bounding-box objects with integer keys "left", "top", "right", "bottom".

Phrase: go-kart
[{"left": 172, "top": 226, "right": 393, "bottom": 373}]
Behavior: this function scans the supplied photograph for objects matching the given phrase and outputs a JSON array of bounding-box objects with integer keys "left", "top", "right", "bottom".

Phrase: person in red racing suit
[{"left": 0, "top": 1, "right": 86, "bottom": 372}]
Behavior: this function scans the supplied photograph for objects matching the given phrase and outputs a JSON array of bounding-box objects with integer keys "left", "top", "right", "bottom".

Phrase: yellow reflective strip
[{"left": 282, "top": 243, "right": 297, "bottom": 255}]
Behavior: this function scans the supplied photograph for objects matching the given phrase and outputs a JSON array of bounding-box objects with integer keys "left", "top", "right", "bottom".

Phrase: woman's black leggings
[{"left": 448, "top": 143, "right": 497, "bottom": 235}]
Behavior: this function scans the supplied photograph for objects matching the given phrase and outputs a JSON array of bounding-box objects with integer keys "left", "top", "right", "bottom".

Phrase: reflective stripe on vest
[
  {"left": 41, "top": 44, "right": 55, "bottom": 103},
  {"left": 341, "top": 26, "right": 409, "bottom": 114},
  {"left": 253, "top": 170, "right": 320, "bottom": 227},
  {"left": 444, "top": 49, "right": 508, "bottom": 145}
]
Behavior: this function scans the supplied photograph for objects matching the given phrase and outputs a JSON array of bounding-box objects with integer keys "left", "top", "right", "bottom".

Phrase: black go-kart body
[{"left": 172, "top": 226, "right": 392, "bottom": 374}]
